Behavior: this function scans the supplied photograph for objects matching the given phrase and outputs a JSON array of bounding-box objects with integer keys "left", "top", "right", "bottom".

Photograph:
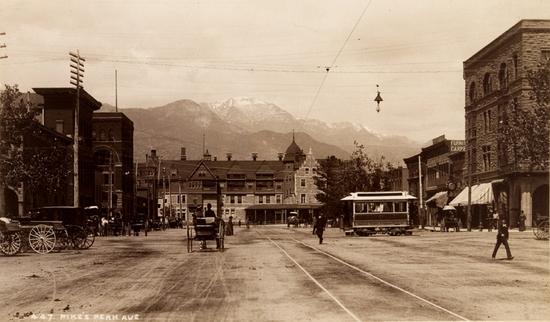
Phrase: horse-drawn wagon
[{"left": 0, "top": 206, "right": 96, "bottom": 255}]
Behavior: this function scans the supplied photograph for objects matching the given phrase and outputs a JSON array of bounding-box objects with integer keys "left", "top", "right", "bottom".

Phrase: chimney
[
  {"left": 180, "top": 147, "right": 186, "bottom": 161},
  {"left": 277, "top": 153, "right": 284, "bottom": 161},
  {"left": 226, "top": 153, "right": 232, "bottom": 161},
  {"left": 252, "top": 152, "right": 258, "bottom": 161}
]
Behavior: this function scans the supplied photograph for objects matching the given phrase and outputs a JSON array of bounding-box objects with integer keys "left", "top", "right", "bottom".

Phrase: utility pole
[
  {"left": 0, "top": 32, "right": 7, "bottom": 59},
  {"left": 115, "top": 69, "right": 118, "bottom": 112},
  {"left": 467, "top": 148, "right": 472, "bottom": 231},
  {"left": 418, "top": 155, "right": 423, "bottom": 228},
  {"left": 69, "top": 50, "right": 85, "bottom": 207},
  {"left": 108, "top": 150, "right": 113, "bottom": 218}
]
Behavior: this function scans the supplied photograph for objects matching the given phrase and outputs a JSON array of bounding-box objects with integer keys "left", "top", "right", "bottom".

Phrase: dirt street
[{"left": 1, "top": 226, "right": 549, "bottom": 321}]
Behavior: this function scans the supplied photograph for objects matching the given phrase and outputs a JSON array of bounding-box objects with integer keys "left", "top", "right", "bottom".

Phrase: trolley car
[{"left": 341, "top": 191, "right": 416, "bottom": 236}]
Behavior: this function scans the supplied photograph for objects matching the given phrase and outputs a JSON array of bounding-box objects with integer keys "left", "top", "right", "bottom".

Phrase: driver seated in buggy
[{"left": 194, "top": 203, "right": 223, "bottom": 249}]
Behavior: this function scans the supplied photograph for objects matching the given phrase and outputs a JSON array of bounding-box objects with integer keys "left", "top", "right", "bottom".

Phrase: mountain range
[{"left": 99, "top": 97, "right": 420, "bottom": 164}]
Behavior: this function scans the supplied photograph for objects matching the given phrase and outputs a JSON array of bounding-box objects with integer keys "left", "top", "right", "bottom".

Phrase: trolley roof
[{"left": 341, "top": 191, "right": 417, "bottom": 201}]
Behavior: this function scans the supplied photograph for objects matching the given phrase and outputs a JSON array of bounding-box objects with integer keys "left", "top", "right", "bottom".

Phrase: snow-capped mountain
[{"left": 105, "top": 97, "right": 419, "bottom": 164}]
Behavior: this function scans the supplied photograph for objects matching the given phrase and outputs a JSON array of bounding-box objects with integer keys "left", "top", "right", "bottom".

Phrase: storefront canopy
[
  {"left": 449, "top": 183, "right": 494, "bottom": 206},
  {"left": 426, "top": 191, "right": 448, "bottom": 208}
]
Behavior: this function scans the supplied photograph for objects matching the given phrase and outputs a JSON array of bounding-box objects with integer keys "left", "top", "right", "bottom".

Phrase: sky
[{"left": 1, "top": 0, "right": 550, "bottom": 143}]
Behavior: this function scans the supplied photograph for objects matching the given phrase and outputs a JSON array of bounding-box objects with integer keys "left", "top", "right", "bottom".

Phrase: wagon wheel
[
  {"left": 534, "top": 220, "right": 549, "bottom": 240},
  {"left": 0, "top": 231, "right": 22, "bottom": 256},
  {"left": 67, "top": 226, "right": 87, "bottom": 249},
  {"left": 218, "top": 221, "right": 225, "bottom": 252},
  {"left": 80, "top": 228, "right": 95, "bottom": 249},
  {"left": 186, "top": 224, "right": 192, "bottom": 253},
  {"left": 54, "top": 229, "right": 71, "bottom": 251},
  {"left": 28, "top": 224, "right": 56, "bottom": 254}
]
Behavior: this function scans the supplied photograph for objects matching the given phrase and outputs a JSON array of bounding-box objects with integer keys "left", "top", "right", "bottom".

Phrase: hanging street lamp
[{"left": 374, "top": 84, "right": 383, "bottom": 113}]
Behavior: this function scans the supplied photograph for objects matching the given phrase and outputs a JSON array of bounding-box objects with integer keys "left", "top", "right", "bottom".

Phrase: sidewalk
[{"left": 419, "top": 225, "right": 532, "bottom": 233}]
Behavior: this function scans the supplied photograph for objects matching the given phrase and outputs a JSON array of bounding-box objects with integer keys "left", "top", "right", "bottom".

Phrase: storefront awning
[
  {"left": 449, "top": 183, "right": 493, "bottom": 206},
  {"left": 426, "top": 191, "right": 448, "bottom": 208}
]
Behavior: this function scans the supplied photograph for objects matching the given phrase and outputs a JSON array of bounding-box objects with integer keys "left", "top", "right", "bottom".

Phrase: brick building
[
  {"left": 92, "top": 112, "right": 134, "bottom": 222},
  {"left": 404, "top": 135, "right": 465, "bottom": 227},
  {"left": 33, "top": 87, "right": 102, "bottom": 207},
  {"left": 137, "top": 138, "right": 322, "bottom": 224},
  {"left": 457, "top": 20, "right": 550, "bottom": 227}
]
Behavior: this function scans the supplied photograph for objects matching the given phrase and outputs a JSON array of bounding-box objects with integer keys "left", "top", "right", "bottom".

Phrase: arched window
[
  {"left": 498, "top": 63, "right": 508, "bottom": 89},
  {"left": 469, "top": 82, "right": 476, "bottom": 104},
  {"left": 483, "top": 73, "right": 492, "bottom": 95}
]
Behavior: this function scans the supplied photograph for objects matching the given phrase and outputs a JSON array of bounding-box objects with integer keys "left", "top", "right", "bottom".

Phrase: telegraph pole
[
  {"left": 0, "top": 32, "right": 7, "bottom": 59},
  {"left": 115, "top": 69, "right": 118, "bottom": 112},
  {"left": 418, "top": 155, "right": 424, "bottom": 228},
  {"left": 69, "top": 50, "right": 85, "bottom": 207}
]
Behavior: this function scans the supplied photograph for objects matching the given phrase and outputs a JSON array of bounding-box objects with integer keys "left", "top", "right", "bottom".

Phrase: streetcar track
[
  {"left": 266, "top": 236, "right": 362, "bottom": 322},
  {"left": 289, "top": 236, "right": 470, "bottom": 321},
  {"left": 259, "top": 228, "right": 470, "bottom": 321}
]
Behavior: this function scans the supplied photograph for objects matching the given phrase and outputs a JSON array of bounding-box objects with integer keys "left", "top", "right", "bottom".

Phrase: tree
[
  {"left": 315, "top": 142, "right": 394, "bottom": 218},
  {"left": 0, "top": 85, "right": 71, "bottom": 210},
  {"left": 498, "top": 59, "right": 550, "bottom": 170}
]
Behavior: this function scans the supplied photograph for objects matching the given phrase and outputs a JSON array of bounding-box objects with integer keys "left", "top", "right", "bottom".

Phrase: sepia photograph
[{"left": 0, "top": 1, "right": 549, "bottom": 321}]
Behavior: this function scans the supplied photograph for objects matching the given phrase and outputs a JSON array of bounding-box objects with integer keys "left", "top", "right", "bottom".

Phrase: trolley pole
[{"left": 69, "top": 50, "right": 85, "bottom": 207}]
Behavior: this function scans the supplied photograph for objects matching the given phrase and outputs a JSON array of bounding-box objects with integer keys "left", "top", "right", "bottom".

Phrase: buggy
[{"left": 187, "top": 215, "right": 225, "bottom": 253}]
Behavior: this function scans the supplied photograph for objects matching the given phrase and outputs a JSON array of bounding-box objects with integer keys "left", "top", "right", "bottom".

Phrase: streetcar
[{"left": 341, "top": 191, "right": 416, "bottom": 236}]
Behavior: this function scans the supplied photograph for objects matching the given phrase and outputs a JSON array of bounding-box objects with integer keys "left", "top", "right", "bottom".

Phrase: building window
[
  {"left": 499, "top": 63, "right": 508, "bottom": 89},
  {"left": 542, "top": 49, "right": 550, "bottom": 62},
  {"left": 482, "top": 145, "right": 491, "bottom": 171},
  {"left": 230, "top": 208, "right": 235, "bottom": 215},
  {"left": 266, "top": 195, "right": 271, "bottom": 204},
  {"left": 258, "top": 196, "right": 263, "bottom": 204},
  {"left": 312, "top": 168, "right": 316, "bottom": 174},
  {"left": 300, "top": 179, "right": 306, "bottom": 187},
  {"left": 230, "top": 195, "right": 235, "bottom": 204},
  {"left": 305, "top": 168, "right": 309, "bottom": 174},
  {"left": 300, "top": 194, "right": 306, "bottom": 204},
  {"left": 237, "top": 195, "right": 242, "bottom": 204},
  {"left": 276, "top": 195, "right": 281, "bottom": 204},
  {"left": 483, "top": 73, "right": 492, "bottom": 95},
  {"left": 54, "top": 120, "right": 64, "bottom": 133},
  {"left": 469, "top": 82, "right": 476, "bottom": 104}
]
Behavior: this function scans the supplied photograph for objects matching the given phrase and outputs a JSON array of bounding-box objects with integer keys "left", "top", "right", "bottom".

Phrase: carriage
[
  {"left": 341, "top": 191, "right": 416, "bottom": 236},
  {"left": 186, "top": 215, "right": 225, "bottom": 253},
  {"left": 0, "top": 217, "right": 22, "bottom": 255}
]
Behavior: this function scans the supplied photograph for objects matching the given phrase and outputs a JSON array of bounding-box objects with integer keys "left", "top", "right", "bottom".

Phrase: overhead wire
[{"left": 300, "top": 0, "right": 373, "bottom": 126}]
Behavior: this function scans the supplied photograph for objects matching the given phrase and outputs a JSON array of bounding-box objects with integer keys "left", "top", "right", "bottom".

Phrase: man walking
[
  {"left": 315, "top": 214, "right": 327, "bottom": 244},
  {"left": 492, "top": 219, "right": 513, "bottom": 260}
]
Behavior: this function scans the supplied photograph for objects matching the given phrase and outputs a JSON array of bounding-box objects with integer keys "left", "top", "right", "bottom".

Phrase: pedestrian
[
  {"left": 101, "top": 216, "right": 108, "bottom": 236},
  {"left": 226, "top": 216, "right": 234, "bottom": 236},
  {"left": 205, "top": 203, "right": 216, "bottom": 217},
  {"left": 492, "top": 210, "right": 499, "bottom": 231},
  {"left": 518, "top": 211, "right": 526, "bottom": 232},
  {"left": 312, "top": 214, "right": 317, "bottom": 235},
  {"left": 315, "top": 214, "right": 327, "bottom": 244},
  {"left": 492, "top": 219, "right": 513, "bottom": 260},
  {"left": 238, "top": 219, "right": 241, "bottom": 227}
]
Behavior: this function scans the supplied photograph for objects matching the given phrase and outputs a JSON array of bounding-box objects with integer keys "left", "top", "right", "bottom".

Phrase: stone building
[{"left": 459, "top": 20, "right": 550, "bottom": 227}]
